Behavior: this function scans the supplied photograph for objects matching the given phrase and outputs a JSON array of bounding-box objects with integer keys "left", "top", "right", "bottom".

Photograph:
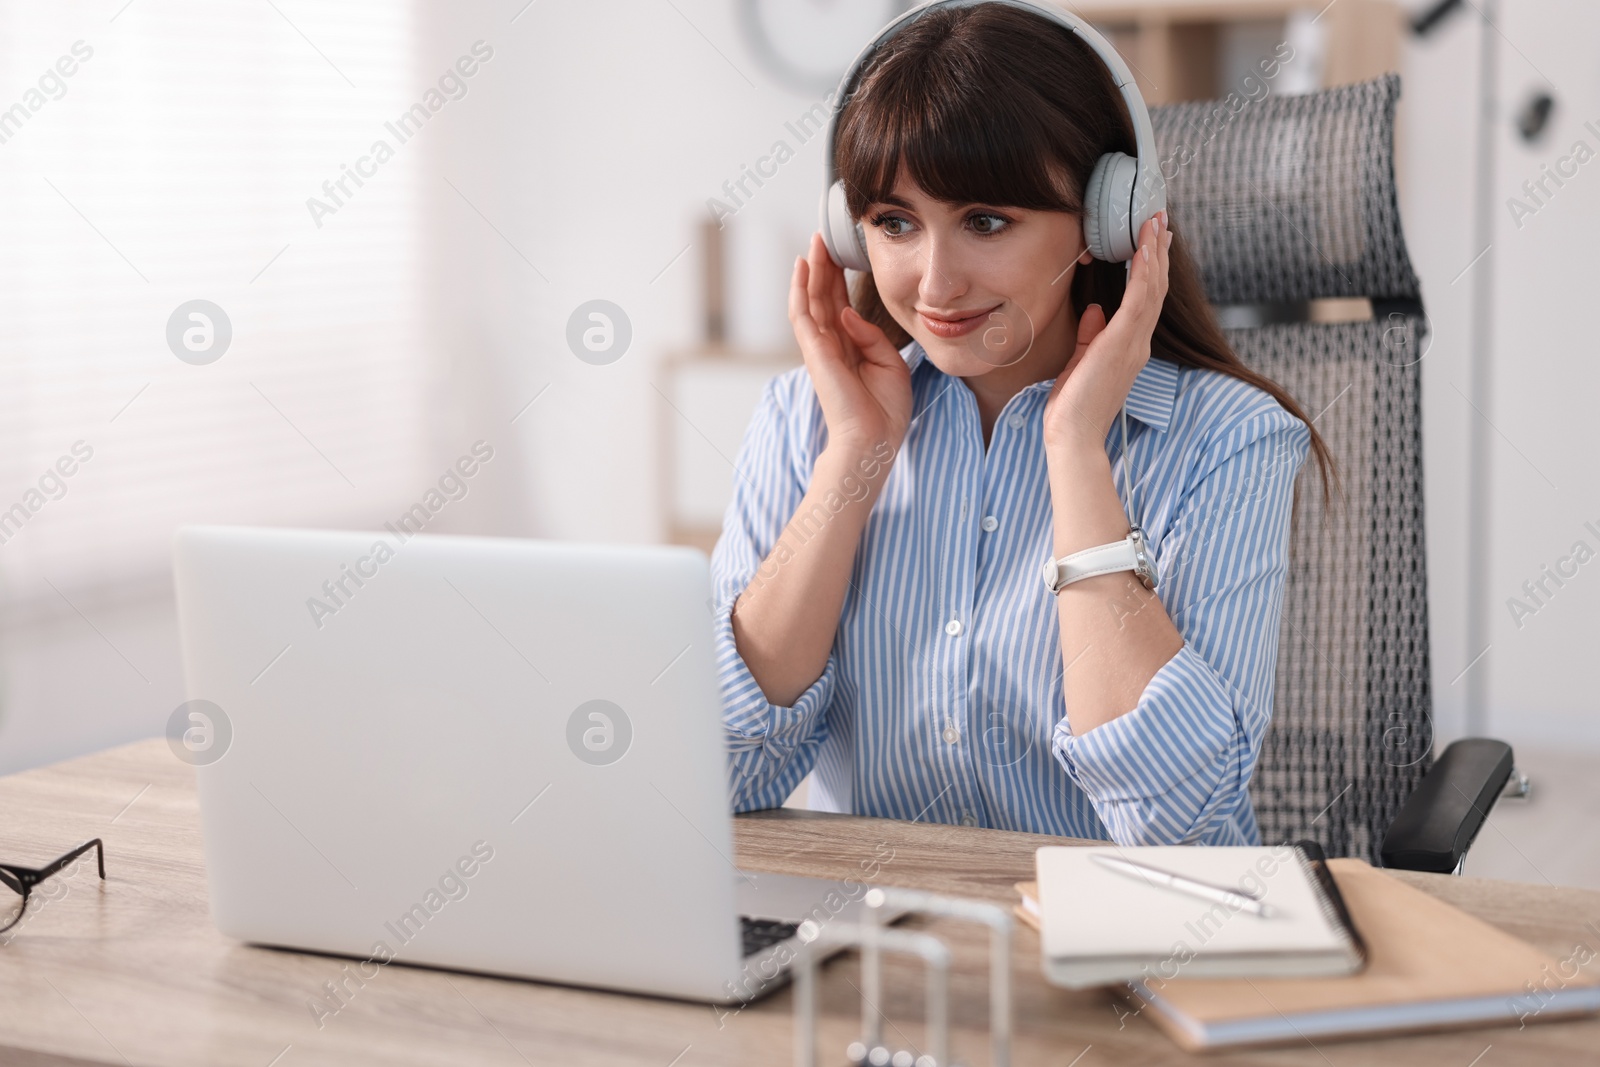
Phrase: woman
[{"left": 709, "top": 3, "right": 1336, "bottom": 845}]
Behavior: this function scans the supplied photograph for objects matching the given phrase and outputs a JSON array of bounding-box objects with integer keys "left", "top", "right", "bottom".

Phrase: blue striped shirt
[{"left": 710, "top": 339, "right": 1310, "bottom": 845}]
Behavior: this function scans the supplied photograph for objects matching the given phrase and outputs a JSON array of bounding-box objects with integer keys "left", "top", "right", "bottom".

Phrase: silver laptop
[{"left": 172, "top": 525, "right": 896, "bottom": 1004}]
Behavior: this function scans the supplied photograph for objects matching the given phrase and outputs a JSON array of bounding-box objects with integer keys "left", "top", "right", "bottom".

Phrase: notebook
[
  {"left": 1017, "top": 857, "right": 1600, "bottom": 1051},
  {"left": 1027, "top": 844, "right": 1365, "bottom": 989}
]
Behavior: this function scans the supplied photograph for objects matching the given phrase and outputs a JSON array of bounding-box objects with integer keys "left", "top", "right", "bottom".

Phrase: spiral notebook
[
  {"left": 1017, "top": 854, "right": 1600, "bottom": 1050},
  {"left": 1023, "top": 843, "right": 1366, "bottom": 989}
]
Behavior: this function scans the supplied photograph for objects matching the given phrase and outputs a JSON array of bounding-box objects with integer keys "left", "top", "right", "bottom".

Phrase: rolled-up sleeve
[
  {"left": 709, "top": 373, "right": 838, "bottom": 812},
  {"left": 1052, "top": 409, "right": 1311, "bottom": 845}
]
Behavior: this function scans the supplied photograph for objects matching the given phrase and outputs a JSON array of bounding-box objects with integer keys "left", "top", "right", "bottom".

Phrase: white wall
[
  {"left": 1477, "top": 0, "right": 1600, "bottom": 750},
  {"left": 1401, "top": 0, "right": 1600, "bottom": 752},
  {"left": 419, "top": 0, "right": 833, "bottom": 548},
  {"left": 1399, "top": 3, "right": 1487, "bottom": 751}
]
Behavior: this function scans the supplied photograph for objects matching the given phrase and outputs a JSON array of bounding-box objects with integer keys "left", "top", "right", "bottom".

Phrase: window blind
[{"left": 0, "top": 0, "right": 440, "bottom": 604}]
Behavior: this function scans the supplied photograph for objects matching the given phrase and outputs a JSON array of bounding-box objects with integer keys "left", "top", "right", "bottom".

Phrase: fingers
[
  {"left": 1155, "top": 211, "right": 1171, "bottom": 316},
  {"left": 789, "top": 253, "right": 828, "bottom": 361},
  {"left": 788, "top": 253, "right": 813, "bottom": 336},
  {"left": 827, "top": 238, "right": 853, "bottom": 346},
  {"left": 806, "top": 232, "right": 839, "bottom": 346},
  {"left": 829, "top": 242, "right": 851, "bottom": 317},
  {"left": 839, "top": 306, "right": 900, "bottom": 369},
  {"left": 1122, "top": 211, "right": 1169, "bottom": 334},
  {"left": 1074, "top": 303, "right": 1107, "bottom": 352},
  {"left": 1164, "top": 207, "right": 1177, "bottom": 279},
  {"left": 1060, "top": 302, "right": 1106, "bottom": 388},
  {"left": 1160, "top": 210, "right": 1172, "bottom": 283},
  {"left": 1137, "top": 214, "right": 1161, "bottom": 324},
  {"left": 837, "top": 304, "right": 870, "bottom": 342},
  {"left": 806, "top": 230, "right": 870, "bottom": 367}
]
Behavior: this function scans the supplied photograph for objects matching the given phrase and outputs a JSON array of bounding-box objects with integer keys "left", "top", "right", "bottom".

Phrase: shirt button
[
  {"left": 960, "top": 812, "right": 978, "bottom": 827},
  {"left": 1006, "top": 413, "right": 1024, "bottom": 430},
  {"left": 980, "top": 515, "right": 999, "bottom": 533},
  {"left": 942, "top": 723, "right": 959, "bottom": 744},
  {"left": 944, "top": 618, "right": 962, "bottom": 636}
]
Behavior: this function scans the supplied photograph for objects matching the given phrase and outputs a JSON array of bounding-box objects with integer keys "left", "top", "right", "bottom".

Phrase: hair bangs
[{"left": 837, "top": 47, "right": 1080, "bottom": 219}]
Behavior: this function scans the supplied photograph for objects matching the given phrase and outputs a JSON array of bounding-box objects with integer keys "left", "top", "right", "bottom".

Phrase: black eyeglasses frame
[{"left": 0, "top": 838, "right": 106, "bottom": 935}]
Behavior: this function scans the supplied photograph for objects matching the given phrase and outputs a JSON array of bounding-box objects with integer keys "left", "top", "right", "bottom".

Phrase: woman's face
[{"left": 861, "top": 172, "right": 1093, "bottom": 377}]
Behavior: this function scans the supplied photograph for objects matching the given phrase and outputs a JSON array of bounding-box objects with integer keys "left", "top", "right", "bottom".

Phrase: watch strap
[
  {"left": 1058, "top": 539, "right": 1137, "bottom": 584},
  {"left": 1042, "top": 527, "right": 1157, "bottom": 594}
]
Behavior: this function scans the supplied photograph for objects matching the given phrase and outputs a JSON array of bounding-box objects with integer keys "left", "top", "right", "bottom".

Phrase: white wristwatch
[{"left": 1041, "top": 526, "right": 1158, "bottom": 595}]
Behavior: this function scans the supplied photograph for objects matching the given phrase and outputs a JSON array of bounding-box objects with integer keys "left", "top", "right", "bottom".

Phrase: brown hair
[{"left": 833, "top": 2, "right": 1338, "bottom": 508}]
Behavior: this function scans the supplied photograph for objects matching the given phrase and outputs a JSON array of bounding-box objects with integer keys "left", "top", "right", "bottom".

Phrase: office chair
[{"left": 1148, "top": 74, "right": 1524, "bottom": 873}]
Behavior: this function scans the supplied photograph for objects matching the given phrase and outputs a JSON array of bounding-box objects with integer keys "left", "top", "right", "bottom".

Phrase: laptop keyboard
[{"left": 740, "top": 916, "right": 800, "bottom": 957}]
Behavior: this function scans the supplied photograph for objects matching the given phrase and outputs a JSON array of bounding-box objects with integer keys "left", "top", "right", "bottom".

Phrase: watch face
[
  {"left": 1133, "top": 549, "right": 1157, "bottom": 589},
  {"left": 1129, "top": 526, "right": 1157, "bottom": 590}
]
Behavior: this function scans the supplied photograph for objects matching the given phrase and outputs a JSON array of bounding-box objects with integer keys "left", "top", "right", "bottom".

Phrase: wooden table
[{"left": 1, "top": 739, "right": 1597, "bottom": 1065}]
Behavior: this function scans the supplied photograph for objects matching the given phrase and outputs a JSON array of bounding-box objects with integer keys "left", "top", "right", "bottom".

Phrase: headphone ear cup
[
  {"left": 819, "top": 181, "right": 871, "bottom": 272},
  {"left": 1083, "top": 151, "right": 1138, "bottom": 262}
]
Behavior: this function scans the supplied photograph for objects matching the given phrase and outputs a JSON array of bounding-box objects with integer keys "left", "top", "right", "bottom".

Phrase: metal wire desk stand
[{"left": 792, "top": 887, "right": 1014, "bottom": 1067}]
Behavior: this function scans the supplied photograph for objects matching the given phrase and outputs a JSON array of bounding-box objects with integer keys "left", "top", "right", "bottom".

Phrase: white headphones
[{"left": 817, "top": 0, "right": 1167, "bottom": 272}]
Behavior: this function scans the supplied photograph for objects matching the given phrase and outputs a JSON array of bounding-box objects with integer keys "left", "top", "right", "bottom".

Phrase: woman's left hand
[{"left": 1042, "top": 210, "right": 1172, "bottom": 455}]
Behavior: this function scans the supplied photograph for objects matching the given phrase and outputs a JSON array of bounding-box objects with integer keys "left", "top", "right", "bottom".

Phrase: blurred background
[{"left": 0, "top": 0, "right": 1594, "bottom": 886}]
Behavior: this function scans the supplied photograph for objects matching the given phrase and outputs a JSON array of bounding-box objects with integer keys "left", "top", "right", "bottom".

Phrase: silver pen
[{"left": 1091, "top": 853, "right": 1278, "bottom": 919}]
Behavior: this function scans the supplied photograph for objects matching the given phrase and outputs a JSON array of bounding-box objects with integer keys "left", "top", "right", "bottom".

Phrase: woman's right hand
[{"left": 789, "top": 231, "right": 913, "bottom": 461}]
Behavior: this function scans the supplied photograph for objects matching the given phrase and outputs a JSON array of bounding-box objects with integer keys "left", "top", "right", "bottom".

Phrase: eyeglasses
[{"left": 0, "top": 839, "right": 105, "bottom": 935}]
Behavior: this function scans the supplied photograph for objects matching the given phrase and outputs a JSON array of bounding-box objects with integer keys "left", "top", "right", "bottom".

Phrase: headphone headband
[{"left": 818, "top": 0, "right": 1166, "bottom": 269}]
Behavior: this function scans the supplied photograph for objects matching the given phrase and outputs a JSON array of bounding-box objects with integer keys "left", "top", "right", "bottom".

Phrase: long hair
[{"left": 834, "top": 2, "right": 1338, "bottom": 508}]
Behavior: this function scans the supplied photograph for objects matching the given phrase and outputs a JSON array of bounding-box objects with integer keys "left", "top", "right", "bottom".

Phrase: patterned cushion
[{"left": 1152, "top": 73, "right": 1422, "bottom": 305}]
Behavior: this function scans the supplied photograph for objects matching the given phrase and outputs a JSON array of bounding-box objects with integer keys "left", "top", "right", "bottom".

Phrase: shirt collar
[{"left": 900, "top": 340, "right": 1180, "bottom": 434}]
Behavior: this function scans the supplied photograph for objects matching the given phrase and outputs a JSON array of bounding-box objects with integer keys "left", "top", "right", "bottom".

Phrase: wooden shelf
[{"left": 1069, "top": 0, "right": 1405, "bottom": 105}]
